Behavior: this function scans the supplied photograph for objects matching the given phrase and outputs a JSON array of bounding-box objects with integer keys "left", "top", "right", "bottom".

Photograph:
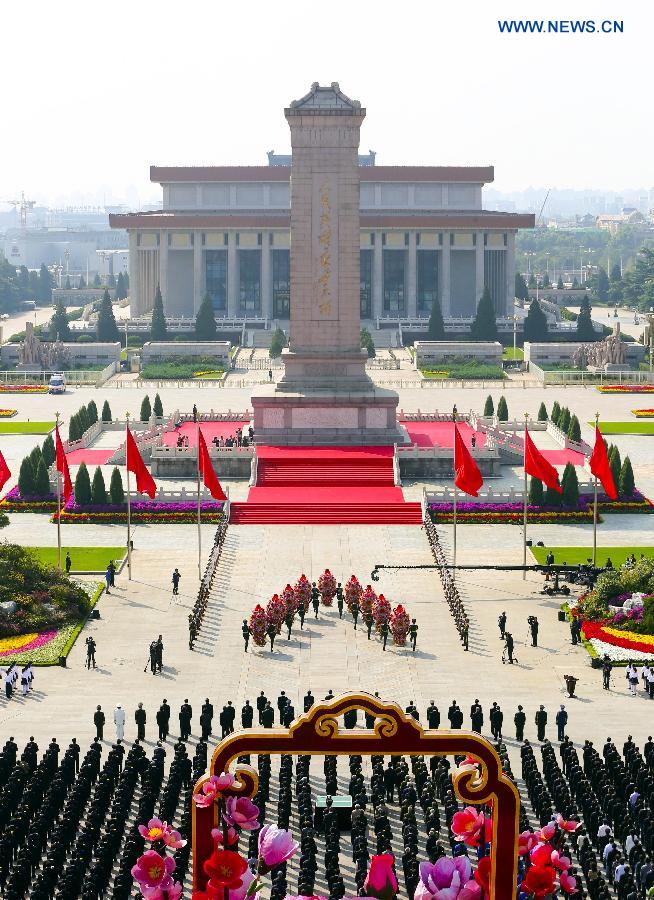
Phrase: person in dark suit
[
  {"left": 256, "top": 691, "right": 268, "bottom": 724},
  {"left": 535, "top": 705, "right": 547, "bottom": 741},
  {"left": 514, "top": 705, "right": 526, "bottom": 741},
  {"left": 426, "top": 702, "right": 440, "bottom": 729},
  {"left": 135, "top": 703, "right": 146, "bottom": 741},
  {"left": 470, "top": 700, "right": 483, "bottom": 734},
  {"left": 304, "top": 691, "right": 314, "bottom": 712},
  {"left": 179, "top": 699, "right": 192, "bottom": 740},
  {"left": 93, "top": 705, "right": 105, "bottom": 740},
  {"left": 241, "top": 700, "right": 253, "bottom": 728},
  {"left": 261, "top": 702, "right": 274, "bottom": 728},
  {"left": 200, "top": 699, "right": 214, "bottom": 740}
]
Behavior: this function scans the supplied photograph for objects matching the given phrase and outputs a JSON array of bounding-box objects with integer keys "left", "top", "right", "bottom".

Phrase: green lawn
[
  {"left": 0, "top": 421, "right": 55, "bottom": 434},
  {"left": 502, "top": 346, "right": 524, "bottom": 360},
  {"left": 590, "top": 421, "right": 654, "bottom": 435},
  {"left": 530, "top": 546, "right": 654, "bottom": 568},
  {"left": 26, "top": 546, "right": 124, "bottom": 572}
]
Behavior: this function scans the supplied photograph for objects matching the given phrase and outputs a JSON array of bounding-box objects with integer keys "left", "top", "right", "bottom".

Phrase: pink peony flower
[
  {"left": 142, "top": 879, "right": 183, "bottom": 900},
  {"left": 363, "top": 853, "right": 399, "bottom": 900},
  {"left": 138, "top": 817, "right": 187, "bottom": 849},
  {"left": 458, "top": 883, "right": 482, "bottom": 900},
  {"left": 559, "top": 871, "right": 578, "bottom": 894},
  {"left": 212, "top": 826, "right": 239, "bottom": 847},
  {"left": 537, "top": 822, "right": 556, "bottom": 841},
  {"left": 551, "top": 850, "right": 571, "bottom": 871},
  {"left": 415, "top": 857, "right": 472, "bottom": 900},
  {"left": 194, "top": 773, "right": 234, "bottom": 808},
  {"left": 518, "top": 830, "right": 538, "bottom": 857},
  {"left": 530, "top": 842, "right": 553, "bottom": 867},
  {"left": 131, "top": 850, "right": 176, "bottom": 888},
  {"left": 225, "top": 796, "right": 260, "bottom": 831},
  {"left": 258, "top": 824, "right": 299, "bottom": 873},
  {"left": 555, "top": 813, "right": 580, "bottom": 833},
  {"left": 451, "top": 807, "right": 492, "bottom": 848}
]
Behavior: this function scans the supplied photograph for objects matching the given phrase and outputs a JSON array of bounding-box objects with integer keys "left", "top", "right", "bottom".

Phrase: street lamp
[
  {"left": 513, "top": 314, "right": 518, "bottom": 361},
  {"left": 649, "top": 307, "right": 654, "bottom": 373}
]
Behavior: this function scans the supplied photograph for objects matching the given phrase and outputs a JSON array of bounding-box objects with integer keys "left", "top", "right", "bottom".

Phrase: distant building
[
  {"left": 596, "top": 210, "right": 647, "bottom": 233},
  {"left": 3, "top": 227, "right": 128, "bottom": 275}
]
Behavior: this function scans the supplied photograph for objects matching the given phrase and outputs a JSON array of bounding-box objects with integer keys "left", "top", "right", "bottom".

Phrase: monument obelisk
[{"left": 252, "top": 83, "right": 405, "bottom": 445}]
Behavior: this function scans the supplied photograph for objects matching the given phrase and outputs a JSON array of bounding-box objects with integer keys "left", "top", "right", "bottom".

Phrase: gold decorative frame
[{"left": 192, "top": 693, "right": 519, "bottom": 899}]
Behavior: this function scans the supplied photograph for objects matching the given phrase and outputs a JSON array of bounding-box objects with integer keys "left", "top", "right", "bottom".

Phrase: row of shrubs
[
  {"left": 74, "top": 463, "right": 125, "bottom": 506},
  {"left": 549, "top": 402, "right": 582, "bottom": 443},
  {"left": 18, "top": 435, "right": 57, "bottom": 498},
  {"left": 68, "top": 399, "right": 111, "bottom": 442},
  {"left": 140, "top": 394, "right": 163, "bottom": 422},
  {"left": 482, "top": 395, "right": 509, "bottom": 421},
  {"left": 528, "top": 462, "right": 581, "bottom": 508}
]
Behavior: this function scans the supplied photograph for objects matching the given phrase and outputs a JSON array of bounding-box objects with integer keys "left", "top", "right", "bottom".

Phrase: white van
[{"left": 48, "top": 373, "right": 66, "bottom": 394}]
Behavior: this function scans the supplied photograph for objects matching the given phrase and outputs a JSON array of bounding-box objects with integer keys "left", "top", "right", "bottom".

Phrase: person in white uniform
[{"left": 114, "top": 704, "right": 126, "bottom": 740}]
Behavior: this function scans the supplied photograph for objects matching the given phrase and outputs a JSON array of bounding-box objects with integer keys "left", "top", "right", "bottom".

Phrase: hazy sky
[{"left": 2, "top": 0, "right": 652, "bottom": 207}]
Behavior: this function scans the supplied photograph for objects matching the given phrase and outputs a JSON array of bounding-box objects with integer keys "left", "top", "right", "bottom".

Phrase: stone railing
[
  {"left": 426, "top": 479, "right": 601, "bottom": 505},
  {"left": 398, "top": 410, "right": 468, "bottom": 422},
  {"left": 546, "top": 419, "right": 592, "bottom": 455},
  {"left": 177, "top": 410, "right": 252, "bottom": 423},
  {"left": 397, "top": 444, "right": 498, "bottom": 460},
  {"left": 150, "top": 444, "right": 254, "bottom": 459}
]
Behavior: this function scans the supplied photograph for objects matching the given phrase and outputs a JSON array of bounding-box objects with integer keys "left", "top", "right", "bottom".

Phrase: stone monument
[
  {"left": 572, "top": 322, "right": 628, "bottom": 371},
  {"left": 251, "top": 83, "right": 406, "bottom": 445},
  {"left": 18, "top": 321, "right": 70, "bottom": 370}
]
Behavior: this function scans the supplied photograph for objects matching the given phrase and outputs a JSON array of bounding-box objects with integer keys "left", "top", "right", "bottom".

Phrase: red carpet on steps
[{"left": 230, "top": 445, "right": 422, "bottom": 525}]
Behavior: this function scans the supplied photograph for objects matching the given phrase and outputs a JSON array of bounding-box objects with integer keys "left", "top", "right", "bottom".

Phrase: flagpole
[
  {"left": 126, "top": 411, "right": 132, "bottom": 580},
  {"left": 197, "top": 417, "right": 202, "bottom": 582},
  {"left": 452, "top": 413, "right": 457, "bottom": 580},
  {"left": 523, "top": 412, "right": 528, "bottom": 580},
  {"left": 55, "top": 411, "right": 62, "bottom": 571},
  {"left": 593, "top": 411, "right": 599, "bottom": 567}
]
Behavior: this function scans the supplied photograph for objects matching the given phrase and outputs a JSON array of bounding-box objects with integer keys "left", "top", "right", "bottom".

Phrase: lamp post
[
  {"left": 513, "top": 313, "right": 518, "bottom": 361},
  {"left": 649, "top": 307, "right": 654, "bottom": 374}
]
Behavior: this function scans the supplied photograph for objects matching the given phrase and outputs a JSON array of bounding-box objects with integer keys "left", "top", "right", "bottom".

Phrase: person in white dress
[
  {"left": 114, "top": 704, "right": 126, "bottom": 740},
  {"left": 20, "top": 667, "right": 29, "bottom": 696}
]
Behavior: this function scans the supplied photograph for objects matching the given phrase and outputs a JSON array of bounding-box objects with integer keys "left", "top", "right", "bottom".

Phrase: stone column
[
  {"left": 505, "top": 232, "right": 516, "bottom": 317},
  {"left": 128, "top": 231, "right": 140, "bottom": 314},
  {"left": 227, "top": 232, "right": 238, "bottom": 317},
  {"left": 159, "top": 231, "right": 169, "bottom": 311},
  {"left": 193, "top": 232, "right": 203, "bottom": 314},
  {"left": 373, "top": 233, "right": 383, "bottom": 321},
  {"left": 475, "top": 231, "right": 485, "bottom": 309},
  {"left": 261, "top": 233, "right": 272, "bottom": 320},
  {"left": 407, "top": 232, "right": 417, "bottom": 317},
  {"left": 441, "top": 236, "right": 451, "bottom": 316}
]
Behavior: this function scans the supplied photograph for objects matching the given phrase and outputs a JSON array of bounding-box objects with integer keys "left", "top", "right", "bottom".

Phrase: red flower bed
[{"left": 582, "top": 618, "right": 654, "bottom": 655}]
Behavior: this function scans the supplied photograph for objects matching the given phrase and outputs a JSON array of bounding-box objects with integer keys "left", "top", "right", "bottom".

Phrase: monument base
[{"left": 251, "top": 385, "right": 408, "bottom": 446}]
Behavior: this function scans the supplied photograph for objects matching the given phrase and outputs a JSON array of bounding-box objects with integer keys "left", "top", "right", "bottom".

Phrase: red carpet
[
  {"left": 162, "top": 420, "right": 250, "bottom": 447},
  {"left": 65, "top": 449, "right": 115, "bottom": 465},
  {"left": 402, "top": 420, "right": 487, "bottom": 449},
  {"left": 231, "top": 444, "right": 421, "bottom": 525},
  {"left": 541, "top": 449, "right": 585, "bottom": 466}
]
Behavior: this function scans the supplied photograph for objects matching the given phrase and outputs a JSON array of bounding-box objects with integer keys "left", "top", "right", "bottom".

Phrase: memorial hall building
[{"left": 110, "top": 154, "right": 534, "bottom": 322}]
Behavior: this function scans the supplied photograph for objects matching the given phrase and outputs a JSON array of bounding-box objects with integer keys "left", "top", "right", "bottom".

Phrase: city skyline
[{"left": 1, "top": 0, "right": 651, "bottom": 206}]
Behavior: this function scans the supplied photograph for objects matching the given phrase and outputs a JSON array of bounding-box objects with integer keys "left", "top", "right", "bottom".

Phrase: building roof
[
  {"left": 150, "top": 165, "right": 495, "bottom": 184},
  {"left": 286, "top": 82, "right": 362, "bottom": 114},
  {"left": 109, "top": 210, "right": 534, "bottom": 230}
]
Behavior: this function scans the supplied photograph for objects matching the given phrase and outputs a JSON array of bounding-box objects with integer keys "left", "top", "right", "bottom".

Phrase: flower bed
[
  {"left": 0, "top": 409, "right": 17, "bottom": 417},
  {"left": 597, "top": 385, "right": 654, "bottom": 393},
  {"left": 54, "top": 497, "right": 225, "bottom": 524},
  {"left": 633, "top": 409, "right": 654, "bottom": 417},
  {"left": 581, "top": 619, "right": 654, "bottom": 662},
  {"left": 1, "top": 486, "right": 58, "bottom": 512},
  {"left": 0, "top": 582, "right": 103, "bottom": 666},
  {"left": 0, "top": 384, "right": 48, "bottom": 393},
  {"left": 428, "top": 491, "right": 653, "bottom": 524}
]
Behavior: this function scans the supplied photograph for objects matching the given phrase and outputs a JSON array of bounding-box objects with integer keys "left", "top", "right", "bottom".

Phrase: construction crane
[
  {"left": 535, "top": 189, "right": 550, "bottom": 228},
  {"left": 4, "top": 191, "right": 36, "bottom": 227}
]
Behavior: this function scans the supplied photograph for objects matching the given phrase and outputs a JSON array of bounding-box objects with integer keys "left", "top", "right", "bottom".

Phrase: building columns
[
  {"left": 505, "top": 232, "right": 516, "bottom": 316},
  {"left": 441, "top": 236, "right": 451, "bottom": 316},
  {"left": 227, "top": 232, "right": 238, "bottom": 317},
  {"left": 128, "top": 231, "right": 140, "bottom": 314},
  {"left": 407, "top": 232, "right": 417, "bottom": 318},
  {"left": 159, "top": 232, "right": 169, "bottom": 311},
  {"left": 193, "top": 232, "right": 203, "bottom": 314},
  {"left": 373, "top": 233, "right": 383, "bottom": 320},
  {"left": 261, "top": 233, "right": 272, "bottom": 320},
  {"left": 475, "top": 231, "right": 485, "bottom": 309}
]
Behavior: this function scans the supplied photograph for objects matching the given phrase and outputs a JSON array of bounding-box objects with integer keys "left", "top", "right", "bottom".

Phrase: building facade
[{"left": 110, "top": 156, "right": 534, "bottom": 322}]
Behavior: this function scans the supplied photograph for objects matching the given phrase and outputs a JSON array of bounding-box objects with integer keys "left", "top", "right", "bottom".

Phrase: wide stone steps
[
  {"left": 258, "top": 457, "right": 396, "bottom": 487},
  {"left": 229, "top": 501, "right": 422, "bottom": 525}
]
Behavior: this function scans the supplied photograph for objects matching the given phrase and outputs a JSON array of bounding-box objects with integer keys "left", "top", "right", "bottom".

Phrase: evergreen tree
[
  {"left": 523, "top": 298, "right": 549, "bottom": 342},
  {"left": 29, "top": 445, "right": 42, "bottom": 472},
  {"left": 557, "top": 276, "right": 564, "bottom": 290},
  {"left": 515, "top": 273, "right": 530, "bottom": 302},
  {"left": 153, "top": 393, "right": 163, "bottom": 417},
  {"left": 608, "top": 445, "right": 622, "bottom": 492},
  {"left": 576, "top": 294, "right": 597, "bottom": 341},
  {"left": 18, "top": 457, "right": 35, "bottom": 498},
  {"left": 101, "top": 400, "right": 112, "bottom": 423},
  {"left": 78, "top": 405, "right": 90, "bottom": 434},
  {"left": 561, "top": 462, "right": 579, "bottom": 508},
  {"left": 116, "top": 271, "right": 128, "bottom": 301},
  {"left": 427, "top": 297, "right": 445, "bottom": 340},
  {"left": 470, "top": 286, "right": 498, "bottom": 341},
  {"left": 91, "top": 467, "right": 107, "bottom": 505},
  {"left": 150, "top": 284, "right": 167, "bottom": 340},
  {"left": 38, "top": 263, "right": 53, "bottom": 304},
  {"left": 610, "top": 262, "right": 622, "bottom": 282},
  {"left": 571, "top": 277, "right": 579, "bottom": 289},
  {"left": 528, "top": 476, "right": 544, "bottom": 507},
  {"left": 87, "top": 399, "right": 98, "bottom": 425},
  {"left": 541, "top": 272, "right": 551, "bottom": 288},
  {"left": 545, "top": 484, "right": 561, "bottom": 507},
  {"left": 269, "top": 327, "right": 287, "bottom": 358},
  {"left": 497, "top": 395, "right": 509, "bottom": 422},
  {"left": 560, "top": 407, "right": 571, "bottom": 434},
  {"left": 68, "top": 413, "right": 80, "bottom": 442},
  {"left": 194, "top": 293, "right": 217, "bottom": 341},
  {"left": 595, "top": 266, "right": 610, "bottom": 303},
  {"left": 567, "top": 414, "right": 581, "bottom": 443},
  {"left": 107, "top": 272, "right": 116, "bottom": 288},
  {"left": 34, "top": 458, "right": 50, "bottom": 497},
  {"left": 49, "top": 299, "right": 71, "bottom": 342},
  {"left": 619, "top": 456, "right": 635, "bottom": 498},
  {"left": 74, "top": 463, "right": 92, "bottom": 506},
  {"left": 93, "top": 272, "right": 101, "bottom": 287},
  {"left": 96, "top": 288, "right": 120, "bottom": 342},
  {"left": 551, "top": 401, "right": 561, "bottom": 424},
  {"left": 360, "top": 327, "right": 376, "bottom": 358},
  {"left": 140, "top": 394, "right": 152, "bottom": 422},
  {"left": 109, "top": 467, "right": 125, "bottom": 506},
  {"left": 528, "top": 273, "right": 537, "bottom": 289},
  {"left": 483, "top": 395, "right": 494, "bottom": 417},
  {"left": 17, "top": 265, "right": 29, "bottom": 293},
  {"left": 537, "top": 402, "right": 548, "bottom": 422},
  {"left": 42, "top": 433, "right": 55, "bottom": 467},
  {"left": 78, "top": 275, "right": 86, "bottom": 289}
]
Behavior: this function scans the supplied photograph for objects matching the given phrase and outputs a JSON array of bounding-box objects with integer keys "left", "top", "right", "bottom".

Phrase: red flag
[
  {"left": 0, "top": 449, "right": 10, "bottom": 493},
  {"left": 589, "top": 425, "right": 617, "bottom": 500},
  {"left": 454, "top": 424, "right": 483, "bottom": 497},
  {"left": 524, "top": 428, "right": 562, "bottom": 493},
  {"left": 126, "top": 427, "right": 156, "bottom": 498},
  {"left": 55, "top": 424, "right": 73, "bottom": 501},
  {"left": 198, "top": 429, "right": 227, "bottom": 501}
]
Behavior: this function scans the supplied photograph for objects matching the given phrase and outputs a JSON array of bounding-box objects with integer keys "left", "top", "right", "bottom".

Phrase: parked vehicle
[{"left": 48, "top": 372, "right": 66, "bottom": 394}]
